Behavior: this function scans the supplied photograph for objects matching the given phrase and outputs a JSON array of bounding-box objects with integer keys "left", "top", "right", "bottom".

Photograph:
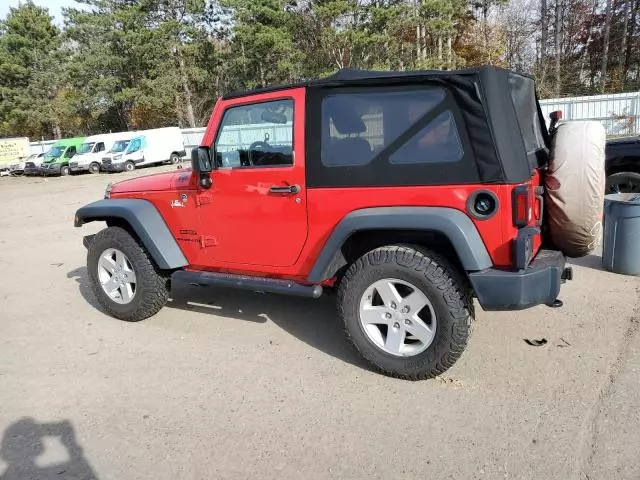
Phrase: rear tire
[
  {"left": 87, "top": 226, "right": 170, "bottom": 322},
  {"left": 337, "top": 245, "right": 473, "bottom": 380},
  {"left": 89, "top": 162, "right": 100, "bottom": 174},
  {"left": 169, "top": 153, "right": 181, "bottom": 164},
  {"left": 124, "top": 161, "right": 135, "bottom": 172},
  {"left": 606, "top": 171, "right": 640, "bottom": 194}
]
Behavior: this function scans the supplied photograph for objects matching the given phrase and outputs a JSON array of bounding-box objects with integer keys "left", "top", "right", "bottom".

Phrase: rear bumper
[{"left": 469, "top": 249, "right": 571, "bottom": 311}]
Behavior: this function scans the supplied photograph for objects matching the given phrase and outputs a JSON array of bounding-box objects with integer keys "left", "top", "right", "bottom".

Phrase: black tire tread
[
  {"left": 337, "top": 244, "right": 473, "bottom": 380},
  {"left": 88, "top": 226, "right": 170, "bottom": 322}
]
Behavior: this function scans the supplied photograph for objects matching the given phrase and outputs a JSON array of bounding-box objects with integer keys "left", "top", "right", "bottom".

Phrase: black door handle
[{"left": 269, "top": 184, "right": 300, "bottom": 194}]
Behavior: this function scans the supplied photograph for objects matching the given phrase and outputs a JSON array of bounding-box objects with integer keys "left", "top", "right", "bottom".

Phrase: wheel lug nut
[
  {"left": 385, "top": 313, "right": 392, "bottom": 319},
  {"left": 404, "top": 319, "right": 411, "bottom": 325},
  {"left": 401, "top": 306, "right": 410, "bottom": 313},
  {"left": 390, "top": 302, "right": 397, "bottom": 309},
  {"left": 393, "top": 322, "right": 400, "bottom": 329}
]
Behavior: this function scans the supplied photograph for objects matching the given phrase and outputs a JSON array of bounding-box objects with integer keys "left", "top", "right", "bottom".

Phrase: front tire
[
  {"left": 87, "top": 226, "right": 170, "bottom": 322},
  {"left": 338, "top": 245, "right": 473, "bottom": 380},
  {"left": 60, "top": 166, "right": 70, "bottom": 176},
  {"left": 89, "top": 162, "right": 100, "bottom": 174},
  {"left": 124, "top": 161, "right": 135, "bottom": 172}
]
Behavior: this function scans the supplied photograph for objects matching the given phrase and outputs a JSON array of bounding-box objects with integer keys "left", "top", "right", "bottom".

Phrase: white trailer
[
  {"left": 69, "top": 132, "right": 137, "bottom": 174},
  {"left": 102, "top": 127, "right": 186, "bottom": 172}
]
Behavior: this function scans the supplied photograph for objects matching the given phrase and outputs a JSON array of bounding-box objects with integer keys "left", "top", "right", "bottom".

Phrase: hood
[{"left": 111, "top": 169, "right": 195, "bottom": 194}]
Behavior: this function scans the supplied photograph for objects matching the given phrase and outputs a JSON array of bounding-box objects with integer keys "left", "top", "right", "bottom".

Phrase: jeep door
[{"left": 197, "top": 88, "right": 308, "bottom": 267}]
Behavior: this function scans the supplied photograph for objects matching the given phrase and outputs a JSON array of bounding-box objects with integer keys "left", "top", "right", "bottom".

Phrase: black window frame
[
  {"left": 64, "top": 146, "right": 76, "bottom": 158},
  {"left": 306, "top": 84, "right": 480, "bottom": 188},
  {"left": 213, "top": 97, "right": 296, "bottom": 170}
]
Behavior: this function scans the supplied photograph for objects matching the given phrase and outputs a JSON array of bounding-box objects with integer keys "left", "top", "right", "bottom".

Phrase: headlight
[
  {"left": 114, "top": 154, "right": 122, "bottom": 160},
  {"left": 104, "top": 182, "right": 113, "bottom": 199}
]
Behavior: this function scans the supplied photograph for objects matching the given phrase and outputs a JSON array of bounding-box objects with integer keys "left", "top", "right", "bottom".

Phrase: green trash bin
[{"left": 602, "top": 193, "right": 640, "bottom": 275}]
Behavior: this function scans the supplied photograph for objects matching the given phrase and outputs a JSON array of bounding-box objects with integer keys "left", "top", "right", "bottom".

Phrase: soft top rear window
[{"left": 508, "top": 74, "right": 546, "bottom": 170}]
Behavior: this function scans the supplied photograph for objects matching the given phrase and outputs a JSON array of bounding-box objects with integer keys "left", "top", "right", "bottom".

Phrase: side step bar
[{"left": 172, "top": 270, "right": 323, "bottom": 299}]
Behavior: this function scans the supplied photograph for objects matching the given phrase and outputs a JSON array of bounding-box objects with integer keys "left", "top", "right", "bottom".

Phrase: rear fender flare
[
  {"left": 74, "top": 198, "right": 188, "bottom": 270},
  {"left": 307, "top": 207, "right": 493, "bottom": 282}
]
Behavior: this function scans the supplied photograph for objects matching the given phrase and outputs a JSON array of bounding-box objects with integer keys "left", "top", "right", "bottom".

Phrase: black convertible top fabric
[{"left": 223, "top": 66, "right": 548, "bottom": 184}]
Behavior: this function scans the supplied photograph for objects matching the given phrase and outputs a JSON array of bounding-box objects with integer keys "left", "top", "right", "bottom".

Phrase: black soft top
[{"left": 225, "top": 66, "right": 549, "bottom": 184}]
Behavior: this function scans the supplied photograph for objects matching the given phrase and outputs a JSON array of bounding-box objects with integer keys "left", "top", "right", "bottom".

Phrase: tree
[{"left": 0, "top": 2, "right": 63, "bottom": 138}]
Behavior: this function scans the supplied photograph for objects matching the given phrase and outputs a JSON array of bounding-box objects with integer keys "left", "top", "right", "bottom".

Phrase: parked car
[
  {"left": 23, "top": 153, "right": 47, "bottom": 176},
  {"left": 69, "top": 132, "right": 137, "bottom": 174},
  {"left": 11, "top": 152, "right": 45, "bottom": 176},
  {"left": 40, "top": 138, "right": 86, "bottom": 176},
  {"left": 606, "top": 137, "right": 640, "bottom": 193},
  {"left": 101, "top": 127, "right": 185, "bottom": 172},
  {"left": 76, "top": 67, "right": 584, "bottom": 380}
]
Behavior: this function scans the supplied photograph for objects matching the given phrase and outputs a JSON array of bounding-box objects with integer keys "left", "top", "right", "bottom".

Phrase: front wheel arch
[{"left": 75, "top": 199, "right": 188, "bottom": 270}]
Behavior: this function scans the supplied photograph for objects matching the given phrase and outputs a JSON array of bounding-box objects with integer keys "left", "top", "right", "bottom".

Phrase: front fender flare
[
  {"left": 75, "top": 198, "right": 188, "bottom": 270},
  {"left": 307, "top": 207, "right": 493, "bottom": 282}
]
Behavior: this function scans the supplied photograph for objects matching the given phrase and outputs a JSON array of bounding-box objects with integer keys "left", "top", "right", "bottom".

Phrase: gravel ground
[{"left": 0, "top": 169, "right": 638, "bottom": 480}]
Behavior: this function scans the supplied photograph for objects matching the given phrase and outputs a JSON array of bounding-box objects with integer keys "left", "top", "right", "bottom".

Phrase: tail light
[{"left": 512, "top": 185, "right": 531, "bottom": 227}]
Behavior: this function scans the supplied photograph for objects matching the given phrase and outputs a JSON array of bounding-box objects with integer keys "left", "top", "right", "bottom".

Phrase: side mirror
[{"left": 191, "top": 147, "right": 213, "bottom": 189}]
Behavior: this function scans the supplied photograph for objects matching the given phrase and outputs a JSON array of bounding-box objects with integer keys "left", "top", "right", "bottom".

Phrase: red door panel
[{"left": 196, "top": 88, "right": 308, "bottom": 268}]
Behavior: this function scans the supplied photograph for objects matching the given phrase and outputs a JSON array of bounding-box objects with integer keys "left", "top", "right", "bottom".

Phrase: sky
[{"left": 1, "top": 0, "right": 80, "bottom": 25}]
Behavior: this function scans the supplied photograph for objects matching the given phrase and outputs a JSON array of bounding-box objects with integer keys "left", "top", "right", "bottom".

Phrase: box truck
[
  {"left": 101, "top": 127, "right": 185, "bottom": 172},
  {"left": 0, "top": 137, "right": 30, "bottom": 175},
  {"left": 69, "top": 132, "right": 137, "bottom": 174}
]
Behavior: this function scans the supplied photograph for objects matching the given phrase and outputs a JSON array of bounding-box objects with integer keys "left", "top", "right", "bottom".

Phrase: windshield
[
  {"left": 110, "top": 140, "right": 130, "bottom": 153},
  {"left": 77, "top": 142, "right": 96, "bottom": 155},
  {"left": 45, "top": 146, "right": 66, "bottom": 159}
]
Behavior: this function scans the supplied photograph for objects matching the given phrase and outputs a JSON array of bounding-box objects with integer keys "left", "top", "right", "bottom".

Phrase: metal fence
[{"left": 539, "top": 92, "right": 640, "bottom": 137}]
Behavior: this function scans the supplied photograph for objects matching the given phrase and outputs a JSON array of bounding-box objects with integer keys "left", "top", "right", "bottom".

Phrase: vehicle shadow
[
  {"left": 66, "top": 267, "right": 103, "bottom": 313},
  {"left": 0, "top": 417, "right": 98, "bottom": 480},
  {"left": 568, "top": 253, "right": 605, "bottom": 271},
  {"left": 170, "top": 280, "right": 370, "bottom": 369},
  {"left": 66, "top": 267, "right": 370, "bottom": 371}
]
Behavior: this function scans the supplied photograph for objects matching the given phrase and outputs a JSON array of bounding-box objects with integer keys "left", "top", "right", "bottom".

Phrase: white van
[
  {"left": 101, "top": 127, "right": 185, "bottom": 172},
  {"left": 69, "top": 132, "right": 137, "bottom": 174}
]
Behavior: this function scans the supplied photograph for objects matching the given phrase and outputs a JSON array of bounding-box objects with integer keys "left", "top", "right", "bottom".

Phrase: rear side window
[
  {"left": 321, "top": 89, "right": 463, "bottom": 167},
  {"left": 509, "top": 74, "right": 546, "bottom": 167},
  {"left": 95, "top": 142, "right": 105, "bottom": 152}
]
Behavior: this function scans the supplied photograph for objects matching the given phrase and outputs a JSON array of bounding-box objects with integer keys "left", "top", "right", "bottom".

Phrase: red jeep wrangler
[{"left": 75, "top": 67, "right": 572, "bottom": 379}]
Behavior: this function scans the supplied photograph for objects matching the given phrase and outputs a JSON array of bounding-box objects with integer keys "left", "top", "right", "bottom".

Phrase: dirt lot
[{"left": 0, "top": 169, "right": 638, "bottom": 480}]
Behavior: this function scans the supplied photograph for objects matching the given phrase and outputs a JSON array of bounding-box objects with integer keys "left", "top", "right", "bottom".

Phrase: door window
[
  {"left": 214, "top": 99, "right": 294, "bottom": 168},
  {"left": 64, "top": 146, "right": 76, "bottom": 158},
  {"left": 95, "top": 142, "right": 105, "bottom": 152},
  {"left": 127, "top": 138, "right": 142, "bottom": 153}
]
